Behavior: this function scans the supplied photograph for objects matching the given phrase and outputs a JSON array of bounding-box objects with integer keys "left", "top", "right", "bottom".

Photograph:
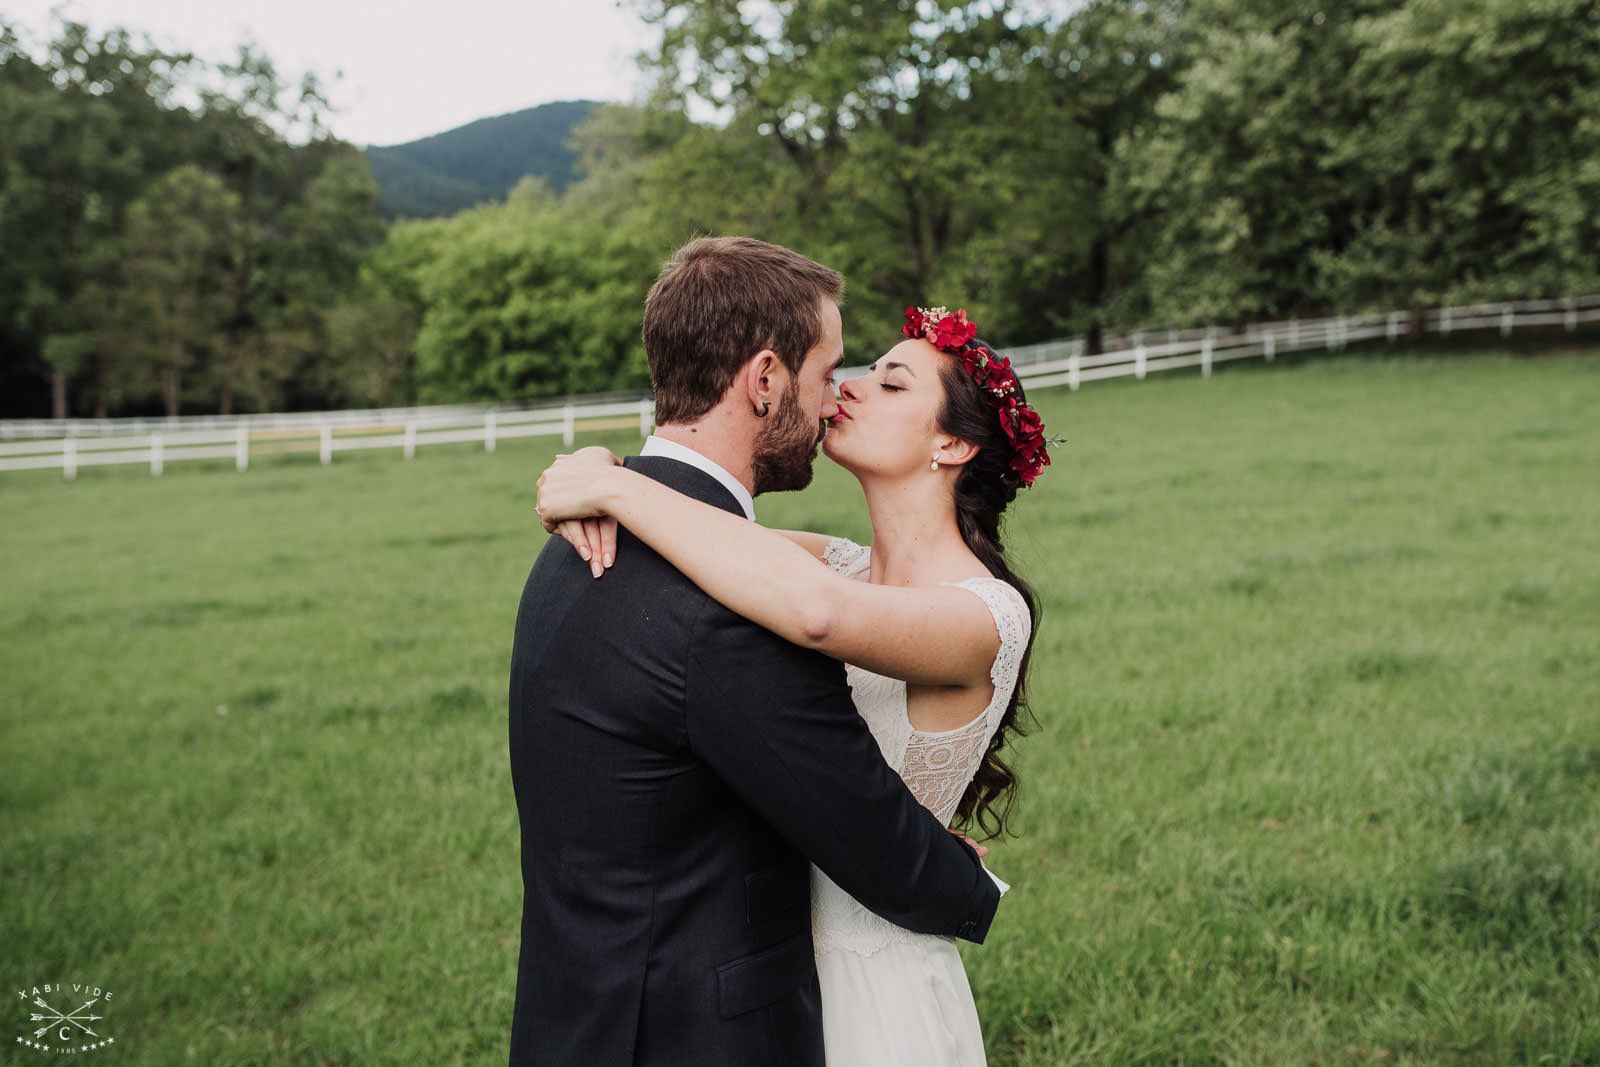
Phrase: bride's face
[{"left": 823, "top": 338, "right": 951, "bottom": 480}]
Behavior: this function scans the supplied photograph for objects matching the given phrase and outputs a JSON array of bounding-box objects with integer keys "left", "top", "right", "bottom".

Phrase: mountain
[{"left": 364, "top": 100, "right": 598, "bottom": 219}]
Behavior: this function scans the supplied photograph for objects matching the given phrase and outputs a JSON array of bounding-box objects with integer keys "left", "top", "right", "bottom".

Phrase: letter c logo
[{"left": 60, "top": 1026, "right": 71, "bottom": 1041}]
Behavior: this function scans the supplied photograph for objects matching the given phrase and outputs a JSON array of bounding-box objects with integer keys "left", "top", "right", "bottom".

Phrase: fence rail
[
  {"left": 4, "top": 294, "right": 1597, "bottom": 479},
  {"left": 0, "top": 397, "right": 656, "bottom": 477}
]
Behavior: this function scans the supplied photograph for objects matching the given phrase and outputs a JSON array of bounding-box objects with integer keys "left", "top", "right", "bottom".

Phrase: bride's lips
[{"left": 829, "top": 409, "right": 851, "bottom": 424}]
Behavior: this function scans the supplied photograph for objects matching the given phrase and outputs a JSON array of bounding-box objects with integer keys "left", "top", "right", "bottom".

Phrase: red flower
[
  {"left": 932, "top": 308, "right": 978, "bottom": 349},
  {"left": 981, "top": 354, "right": 1015, "bottom": 396},
  {"left": 902, "top": 307, "right": 928, "bottom": 341}
]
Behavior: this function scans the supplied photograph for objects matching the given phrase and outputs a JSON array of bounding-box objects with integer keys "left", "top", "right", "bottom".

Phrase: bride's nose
[{"left": 838, "top": 377, "right": 860, "bottom": 402}]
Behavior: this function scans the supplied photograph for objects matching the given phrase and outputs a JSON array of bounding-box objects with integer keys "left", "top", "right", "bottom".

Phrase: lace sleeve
[{"left": 821, "top": 537, "right": 871, "bottom": 578}]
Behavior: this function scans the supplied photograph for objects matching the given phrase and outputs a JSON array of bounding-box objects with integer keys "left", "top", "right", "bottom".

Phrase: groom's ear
[{"left": 742, "top": 349, "right": 786, "bottom": 413}]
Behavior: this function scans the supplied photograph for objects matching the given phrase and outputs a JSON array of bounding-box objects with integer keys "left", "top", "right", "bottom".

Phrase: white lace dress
[{"left": 813, "top": 538, "right": 1031, "bottom": 1067}]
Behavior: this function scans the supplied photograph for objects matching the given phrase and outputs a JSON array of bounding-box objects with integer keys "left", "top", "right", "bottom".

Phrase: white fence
[
  {"left": 3, "top": 294, "right": 1597, "bottom": 479},
  {"left": 0, "top": 396, "right": 655, "bottom": 478}
]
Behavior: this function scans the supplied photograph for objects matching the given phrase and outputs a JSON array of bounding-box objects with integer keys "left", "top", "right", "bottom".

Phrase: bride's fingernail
[
  {"left": 578, "top": 546, "right": 591, "bottom": 561},
  {"left": 591, "top": 560, "right": 604, "bottom": 579},
  {"left": 602, "top": 554, "right": 613, "bottom": 568}
]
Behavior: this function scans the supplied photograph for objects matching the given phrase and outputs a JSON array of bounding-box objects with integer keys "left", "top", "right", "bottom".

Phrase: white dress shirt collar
[{"left": 640, "top": 435, "right": 755, "bottom": 521}]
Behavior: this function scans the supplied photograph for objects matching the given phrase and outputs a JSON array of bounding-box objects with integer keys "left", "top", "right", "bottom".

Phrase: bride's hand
[{"left": 536, "top": 447, "right": 623, "bottom": 577}]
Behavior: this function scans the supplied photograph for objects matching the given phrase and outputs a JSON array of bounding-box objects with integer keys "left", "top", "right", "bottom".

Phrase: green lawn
[{"left": 3, "top": 348, "right": 1596, "bottom": 1065}]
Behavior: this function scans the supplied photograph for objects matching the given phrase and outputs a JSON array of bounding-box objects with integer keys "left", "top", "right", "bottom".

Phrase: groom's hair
[{"left": 645, "top": 236, "right": 844, "bottom": 425}]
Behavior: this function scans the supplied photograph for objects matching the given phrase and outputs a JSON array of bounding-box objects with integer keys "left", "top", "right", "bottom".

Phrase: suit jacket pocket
[{"left": 715, "top": 930, "right": 815, "bottom": 1019}]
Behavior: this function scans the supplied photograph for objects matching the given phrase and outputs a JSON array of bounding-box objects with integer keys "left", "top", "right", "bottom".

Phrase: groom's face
[{"left": 751, "top": 300, "right": 844, "bottom": 495}]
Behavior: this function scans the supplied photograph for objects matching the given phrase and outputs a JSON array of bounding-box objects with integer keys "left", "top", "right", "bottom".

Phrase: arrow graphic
[{"left": 28, "top": 996, "right": 101, "bottom": 1039}]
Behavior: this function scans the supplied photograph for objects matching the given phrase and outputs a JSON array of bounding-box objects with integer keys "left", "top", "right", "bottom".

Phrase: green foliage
[
  {"left": 6, "top": 1, "right": 1600, "bottom": 415},
  {"left": 0, "top": 20, "right": 194, "bottom": 416},
  {"left": 626, "top": 0, "right": 1107, "bottom": 359},
  {"left": 409, "top": 181, "right": 657, "bottom": 401},
  {"left": 0, "top": 19, "right": 380, "bottom": 417},
  {"left": 114, "top": 164, "right": 241, "bottom": 415},
  {"left": 2, "top": 350, "right": 1597, "bottom": 1062},
  {"left": 1123, "top": 0, "right": 1600, "bottom": 322}
]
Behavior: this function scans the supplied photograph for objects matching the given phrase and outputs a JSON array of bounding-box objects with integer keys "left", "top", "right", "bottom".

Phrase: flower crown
[{"left": 902, "top": 305, "right": 1051, "bottom": 487}]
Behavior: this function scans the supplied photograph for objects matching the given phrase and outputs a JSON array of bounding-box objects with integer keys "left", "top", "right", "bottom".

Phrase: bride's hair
[{"left": 937, "top": 338, "right": 1041, "bottom": 840}]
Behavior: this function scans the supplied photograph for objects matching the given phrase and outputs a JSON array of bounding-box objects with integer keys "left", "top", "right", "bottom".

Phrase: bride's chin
[{"left": 820, "top": 436, "right": 854, "bottom": 470}]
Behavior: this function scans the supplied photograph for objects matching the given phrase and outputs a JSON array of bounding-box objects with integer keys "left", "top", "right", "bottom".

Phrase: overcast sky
[{"left": 1, "top": 0, "right": 659, "bottom": 145}]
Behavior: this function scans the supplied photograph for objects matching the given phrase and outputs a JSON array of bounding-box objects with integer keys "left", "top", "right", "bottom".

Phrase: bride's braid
[{"left": 936, "top": 339, "right": 1041, "bottom": 840}]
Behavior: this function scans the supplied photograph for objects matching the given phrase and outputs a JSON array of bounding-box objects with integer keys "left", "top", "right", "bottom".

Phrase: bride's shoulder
[{"left": 943, "top": 574, "right": 1032, "bottom": 638}]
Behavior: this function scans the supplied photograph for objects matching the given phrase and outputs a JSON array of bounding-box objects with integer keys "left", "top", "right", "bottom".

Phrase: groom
[{"left": 507, "top": 237, "right": 1000, "bottom": 1066}]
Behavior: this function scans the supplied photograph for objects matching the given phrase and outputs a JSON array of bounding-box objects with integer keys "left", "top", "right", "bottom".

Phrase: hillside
[{"left": 365, "top": 100, "right": 597, "bottom": 219}]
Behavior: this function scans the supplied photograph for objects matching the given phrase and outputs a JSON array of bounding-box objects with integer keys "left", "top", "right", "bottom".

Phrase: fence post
[
  {"left": 320, "top": 424, "right": 332, "bottom": 465},
  {"left": 404, "top": 421, "right": 416, "bottom": 459},
  {"left": 1565, "top": 298, "right": 1577, "bottom": 333},
  {"left": 151, "top": 432, "right": 163, "bottom": 476},
  {"left": 1441, "top": 306, "right": 1452, "bottom": 337},
  {"left": 638, "top": 399, "right": 653, "bottom": 438},
  {"left": 1500, "top": 305, "right": 1514, "bottom": 338},
  {"left": 1067, "top": 352, "right": 1080, "bottom": 391},
  {"left": 1201, "top": 336, "right": 1213, "bottom": 377},
  {"left": 1134, "top": 345, "right": 1147, "bottom": 380},
  {"left": 1264, "top": 331, "right": 1275, "bottom": 363},
  {"left": 236, "top": 426, "right": 249, "bottom": 472},
  {"left": 562, "top": 404, "right": 576, "bottom": 448},
  {"left": 1387, "top": 312, "right": 1400, "bottom": 342},
  {"left": 485, "top": 410, "right": 497, "bottom": 453},
  {"left": 1289, "top": 318, "right": 1299, "bottom": 350},
  {"left": 63, "top": 436, "right": 76, "bottom": 480}
]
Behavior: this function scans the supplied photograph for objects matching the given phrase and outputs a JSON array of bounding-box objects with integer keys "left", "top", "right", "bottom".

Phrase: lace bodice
[{"left": 812, "top": 537, "right": 1031, "bottom": 956}]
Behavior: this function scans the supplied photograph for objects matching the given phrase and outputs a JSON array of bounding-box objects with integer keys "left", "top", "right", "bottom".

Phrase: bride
[{"left": 534, "top": 305, "right": 1048, "bottom": 1066}]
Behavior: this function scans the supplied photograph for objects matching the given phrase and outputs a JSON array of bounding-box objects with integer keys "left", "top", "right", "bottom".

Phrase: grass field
[{"left": 3, "top": 346, "right": 1597, "bottom": 1065}]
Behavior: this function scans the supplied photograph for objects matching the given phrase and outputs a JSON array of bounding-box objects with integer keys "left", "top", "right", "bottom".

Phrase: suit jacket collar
[
  {"left": 639, "top": 435, "right": 754, "bottom": 519},
  {"left": 625, "top": 454, "right": 748, "bottom": 519}
]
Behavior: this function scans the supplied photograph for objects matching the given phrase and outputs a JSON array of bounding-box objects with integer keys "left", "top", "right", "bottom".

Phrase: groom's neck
[{"left": 653, "top": 418, "right": 757, "bottom": 495}]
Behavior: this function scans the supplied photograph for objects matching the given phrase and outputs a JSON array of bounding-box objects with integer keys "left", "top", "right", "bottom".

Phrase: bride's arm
[
  {"left": 540, "top": 448, "right": 836, "bottom": 568},
  {"left": 537, "top": 455, "right": 999, "bottom": 687}
]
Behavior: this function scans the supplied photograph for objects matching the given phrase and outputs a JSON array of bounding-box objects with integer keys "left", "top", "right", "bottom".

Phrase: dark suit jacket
[{"left": 507, "top": 455, "right": 1000, "bottom": 1066}]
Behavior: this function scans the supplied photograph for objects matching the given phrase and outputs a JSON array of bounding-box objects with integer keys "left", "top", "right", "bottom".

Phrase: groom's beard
[{"left": 751, "top": 381, "right": 825, "bottom": 495}]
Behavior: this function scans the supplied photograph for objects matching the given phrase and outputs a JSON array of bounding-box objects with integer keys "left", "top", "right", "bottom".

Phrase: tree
[
  {"left": 1318, "top": 0, "right": 1600, "bottom": 308},
  {"left": 408, "top": 180, "right": 657, "bottom": 402},
  {"left": 112, "top": 165, "right": 239, "bottom": 415},
  {"left": 0, "top": 19, "right": 191, "bottom": 416},
  {"left": 0, "top": 21, "right": 382, "bottom": 417},
  {"left": 1011, "top": 0, "right": 1189, "bottom": 348},
  {"left": 626, "top": 0, "right": 1093, "bottom": 357},
  {"left": 1120, "top": 0, "right": 1600, "bottom": 325}
]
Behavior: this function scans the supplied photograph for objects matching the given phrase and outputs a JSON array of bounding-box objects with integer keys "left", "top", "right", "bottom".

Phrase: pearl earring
[{"left": 930, "top": 457, "right": 940, "bottom": 471}]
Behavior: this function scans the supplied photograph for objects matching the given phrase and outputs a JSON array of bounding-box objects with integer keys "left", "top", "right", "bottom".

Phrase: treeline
[
  {"left": 0, "top": 22, "right": 384, "bottom": 418},
  {"left": 4, "top": 0, "right": 1599, "bottom": 418}
]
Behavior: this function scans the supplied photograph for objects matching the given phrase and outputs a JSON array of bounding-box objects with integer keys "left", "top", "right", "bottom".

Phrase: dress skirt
[{"left": 817, "top": 936, "right": 987, "bottom": 1067}]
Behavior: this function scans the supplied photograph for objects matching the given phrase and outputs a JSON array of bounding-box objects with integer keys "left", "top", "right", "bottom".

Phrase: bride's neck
[{"left": 860, "top": 478, "right": 967, "bottom": 588}]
